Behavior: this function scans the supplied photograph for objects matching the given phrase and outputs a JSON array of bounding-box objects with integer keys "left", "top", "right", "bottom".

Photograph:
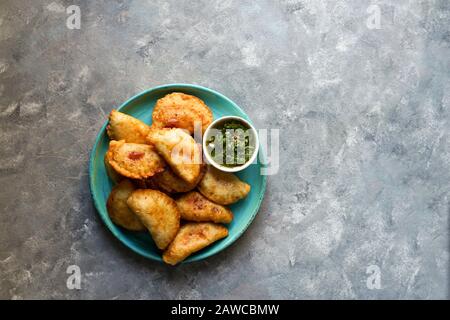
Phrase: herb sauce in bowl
[{"left": 203, "top": 116, "right": 259, "bottom": 172}]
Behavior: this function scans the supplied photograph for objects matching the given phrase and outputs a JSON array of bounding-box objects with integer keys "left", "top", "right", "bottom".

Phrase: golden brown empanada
[
  {"left": 153, "top": 165, "right": 204, "bottom": 194},
  {"left": 104, "top": 152, "right": 124, "bottom": 184},
  {"left": 131, "top": 176, "right": 160, "bottom": 190},
  {"left": 197, "top": 165, "right": 251, "bottom": 205},
  {"left": 147, "top": 128, "right": 202, "bottom": 184},
  {"left": 176, "top": 191, "right": 233, "bottom": 224},
  {"left": 162, "top": 222, "right": 228, "bottom": 265},
  {"left": 126, "top": 189, "right": 180, "bottom": 250},
  {"left": 152, "top": 92, "right": 213, "bottom": 135},
  {"left": 106, "top": 110, "right": 151, "bottom": 144},
  {"left": 106, "top": 140, "right": 165, "bottom": 180},
  {"left": 106, "top": 180, "right": 145, "bottom": 231}
]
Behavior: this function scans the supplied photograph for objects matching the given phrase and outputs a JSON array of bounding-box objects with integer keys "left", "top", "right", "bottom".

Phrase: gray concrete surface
[{"left": 0, "top": 0, "right": 449, "bottom": 299}]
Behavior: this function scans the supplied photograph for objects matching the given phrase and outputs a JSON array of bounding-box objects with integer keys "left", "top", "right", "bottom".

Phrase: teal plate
[{"left": 89, "top": 84, "right": 267, "bottom": 264}]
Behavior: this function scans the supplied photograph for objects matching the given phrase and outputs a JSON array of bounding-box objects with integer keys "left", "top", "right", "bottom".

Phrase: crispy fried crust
[
  {"left": 104, "top": 152, "right": 124, "bottom": 184},
  {"left": 107, "top": 110, "right": 151, "bottom": 144},
  {"left": 153, "top": 165, "right": 205, "bottom": 193},
  {"left": 126, "top": 189, "right": 180, "bottom": 250},
  {"left": 198, "top": 165, "right": 251, "bottom": 205},
  {"left": 106, "top": 180, "right": 145, "bottom": 231},
  {"left": 147, "top": 128, "right": 202, "bottom": 184},
  {"left": 152, "top": 92, "right": 213, "bottom": 134},
  {"left": 176, "top": 191, "right": 233, "bottom": 224},
  {"left": 163, "top": 222, "right": 228, "bottom": 265},
  {"left": 132, "top": 176, "right": 160, "bottom": 190},
  {"left": 106, "top": 140, "right": 165, "bottom": 179}
]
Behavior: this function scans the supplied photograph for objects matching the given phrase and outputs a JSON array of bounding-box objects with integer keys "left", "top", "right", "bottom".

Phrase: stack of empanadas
[{"left": 104, "top": 93, "right": 251, "bottom": 265}]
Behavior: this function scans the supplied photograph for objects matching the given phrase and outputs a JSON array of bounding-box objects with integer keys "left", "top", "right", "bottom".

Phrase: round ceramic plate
[{"left": 89, "top": 84, "right": 267, "bottom": 263}]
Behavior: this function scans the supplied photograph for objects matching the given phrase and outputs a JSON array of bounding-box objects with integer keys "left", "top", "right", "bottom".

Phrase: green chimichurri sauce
[{"left": 206, "top": 120, "right": 255, "bottom": 167}]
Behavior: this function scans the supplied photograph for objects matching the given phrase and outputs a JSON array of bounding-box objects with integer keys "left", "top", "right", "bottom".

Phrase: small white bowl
[{"left": 203, "top": 116, "right": 259, "bottom": 173}]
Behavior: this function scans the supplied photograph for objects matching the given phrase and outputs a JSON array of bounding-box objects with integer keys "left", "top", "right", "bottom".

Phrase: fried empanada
[
  {"left": 132, "top": 176, "right": 160, "bottom": 190},
  {"left": 104, "top": 152, "right": 124, "bottom": 184},
  {"left": 152, "top": 92, "right": 213, "bottom": 134},
  {"left": 107, "top": 109, "right": 151, "bottom": 144},
  {"left": 126, "top": 189, "right": 180, "bottom": 250},
  {"left": 176, "top": 191, "right": 233, "bottom": 224},
  {"left": 106, "top": 140, "right": 165, "bottom": 180},
  {"left": 147, "top": 128, "right": 202, "bottom": 184},
  {"left": 198, "top": 166, "right": 251, "bottom": 205},
  {"left": 153, "top": 165, "right": 204, "bottom": 194},
  {"left": 163, "top": 222, "right": 228, "bottom": 265},
  {"left": 106, "top": 180, "right": 145, "bottom": 231}
]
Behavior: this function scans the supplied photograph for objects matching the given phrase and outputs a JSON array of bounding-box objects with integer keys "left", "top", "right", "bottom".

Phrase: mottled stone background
[{"left": 0, "top": 0, "right": 448, "bottom": 299}]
